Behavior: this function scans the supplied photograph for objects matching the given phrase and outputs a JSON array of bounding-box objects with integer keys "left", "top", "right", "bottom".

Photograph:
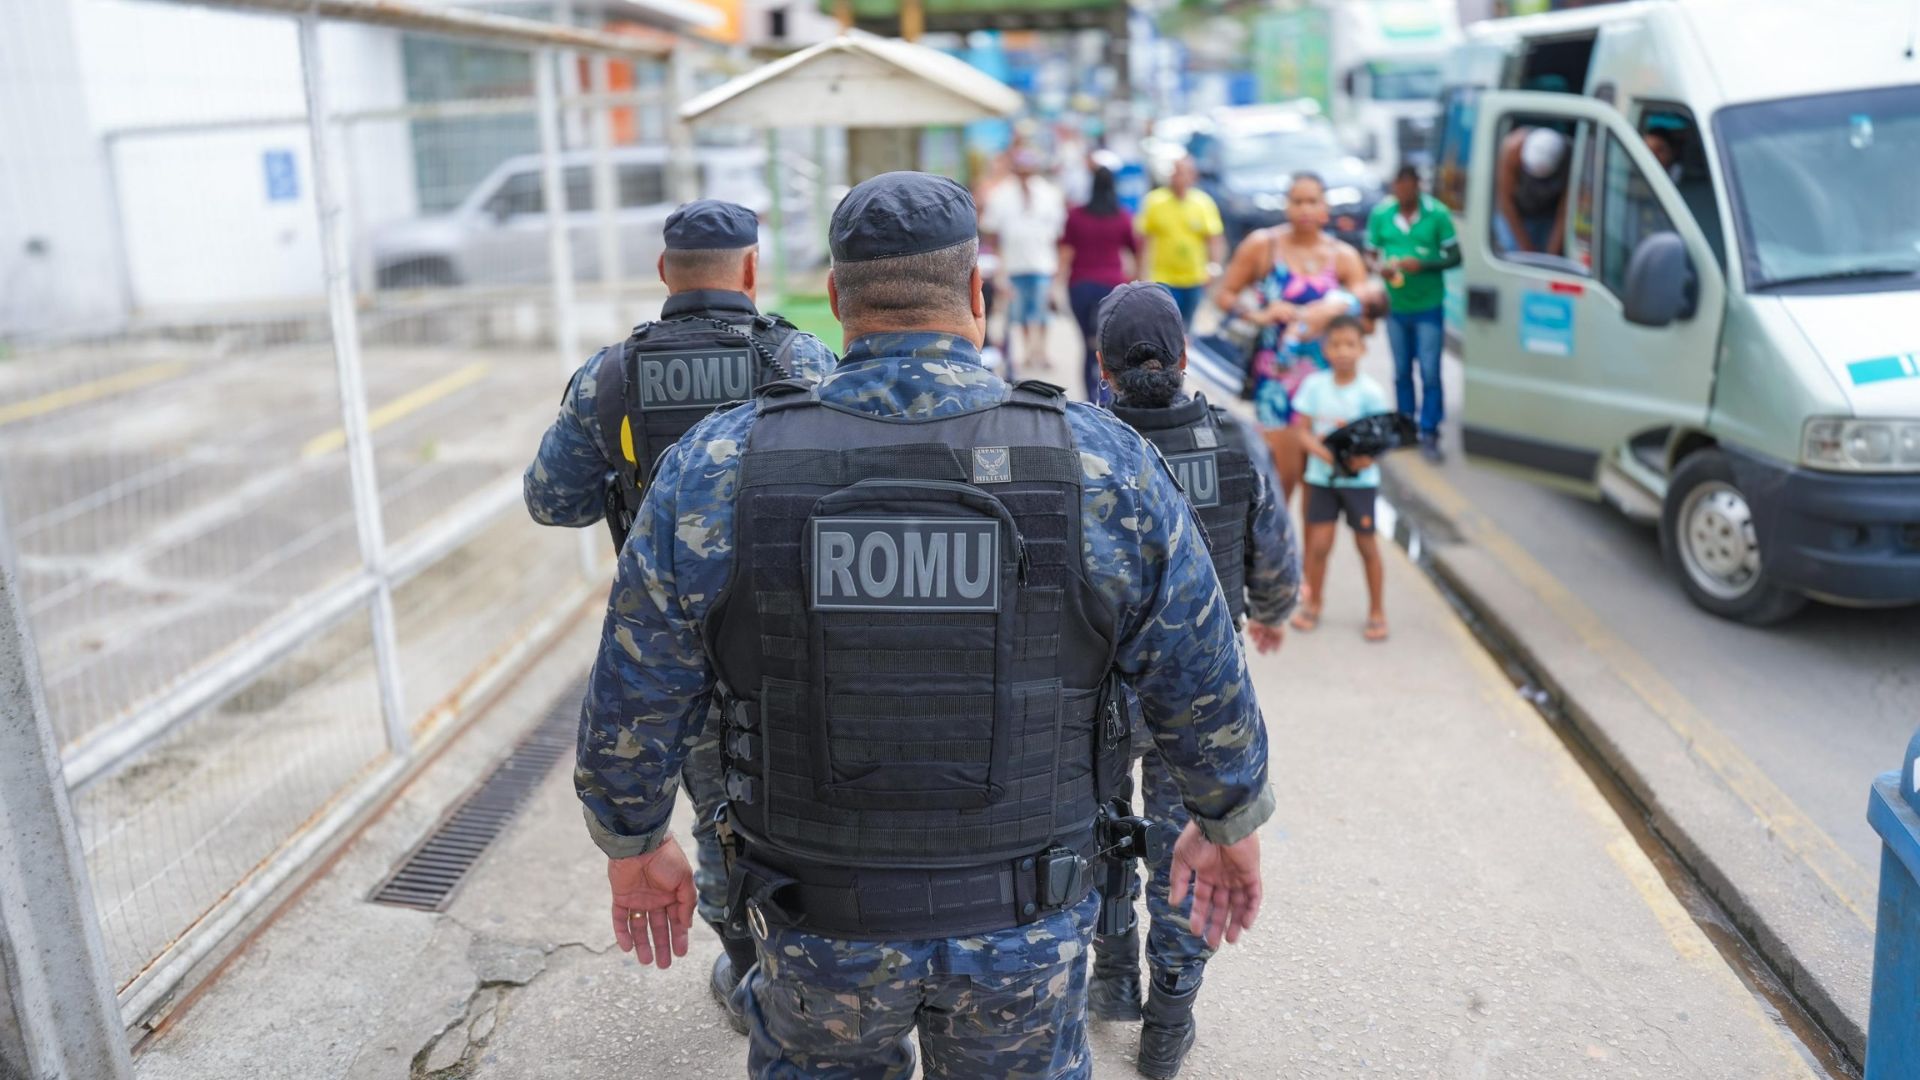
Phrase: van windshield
[{"left": 1718, "top": 85, "right": 1920, "bottom": 291}]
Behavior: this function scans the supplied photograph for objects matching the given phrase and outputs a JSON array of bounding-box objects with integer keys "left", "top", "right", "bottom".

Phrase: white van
[{"left": 1432, "top": 0, "right": 1920, "bottom": 623}]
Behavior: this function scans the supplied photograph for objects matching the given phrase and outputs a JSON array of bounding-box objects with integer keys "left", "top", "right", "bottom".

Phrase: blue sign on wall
[
  {"left": 1519, "top": 291, "right": 1574, "bottom": 357},
  {"left": 263, "top": 149, "right": 299, "bottom": 202}
]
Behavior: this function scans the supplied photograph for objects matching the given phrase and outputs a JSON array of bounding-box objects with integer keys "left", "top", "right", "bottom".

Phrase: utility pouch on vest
[{"left": 798, "top": 478, "right": 1027, "bottom": 812}]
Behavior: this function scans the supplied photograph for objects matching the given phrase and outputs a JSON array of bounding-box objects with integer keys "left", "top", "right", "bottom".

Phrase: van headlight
[{"left": 1802, "top": 418, "right": 1920, "bottom": 471}]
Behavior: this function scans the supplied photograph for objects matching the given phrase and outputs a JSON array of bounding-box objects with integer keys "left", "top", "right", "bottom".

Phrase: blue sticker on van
[
  {"left": 1848, "top": 354, "right": 1919, "bottom": 386},
  {"left": 1519, "top": 291, "right": 1574, "bottom": 357}
]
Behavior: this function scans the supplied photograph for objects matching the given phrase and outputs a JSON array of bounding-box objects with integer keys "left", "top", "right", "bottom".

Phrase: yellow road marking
[
  {"left": 1396, "top": 455, "right": 1878, "bottom": 928},
  {"left": 1602, "top": 834, "right": 1713, "bottom": 964},
  {"left": 0, "top": 362, "right": 190, "bottom": 427},
  {"left": 301, "top": 362, "right": 491, "bottom": 458}
]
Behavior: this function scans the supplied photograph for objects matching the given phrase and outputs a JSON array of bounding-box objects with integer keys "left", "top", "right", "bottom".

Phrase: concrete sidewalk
[{"left": 133, "top": 514, "right": 1823, "bottom": 1079}]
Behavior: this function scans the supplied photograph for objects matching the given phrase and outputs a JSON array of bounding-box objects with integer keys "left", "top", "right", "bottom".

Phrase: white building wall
[
  {"left": 0, "top": 0, "right": 131, "bottom": 338},
  {"left": 66, "top": 0, "right": 414, "bottom": 315}
]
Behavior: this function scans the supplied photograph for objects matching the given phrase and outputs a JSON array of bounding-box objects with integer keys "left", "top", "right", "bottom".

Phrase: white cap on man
[{"left": 1521, "top": 128, "right": 1568, "bottom": 178}]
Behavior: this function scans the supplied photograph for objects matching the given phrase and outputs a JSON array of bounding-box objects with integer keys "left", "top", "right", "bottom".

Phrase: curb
[{"left": 1380, "top": 458, "right": 1873, "bottom": 1070}]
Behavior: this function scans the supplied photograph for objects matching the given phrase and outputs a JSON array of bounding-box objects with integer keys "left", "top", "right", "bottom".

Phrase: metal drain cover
[{"left": 369, "top": 680, "right": 581, "bottom": 911}]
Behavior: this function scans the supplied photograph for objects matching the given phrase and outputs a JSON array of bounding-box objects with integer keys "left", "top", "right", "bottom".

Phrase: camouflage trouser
[
  {"left": 741, "top": 895, "right": 1098, "bottom": 1079},
  {"left": 1141, "top": 747, "right": 1214, "bottom": 992},
  {"left": 682, "top": 701, "right": 728, "bottom": 926}
]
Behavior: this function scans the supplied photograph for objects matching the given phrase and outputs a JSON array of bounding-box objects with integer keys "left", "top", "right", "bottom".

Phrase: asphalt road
[{"left": 1388, "top": 345, "right": 1919, "bottom": 876}]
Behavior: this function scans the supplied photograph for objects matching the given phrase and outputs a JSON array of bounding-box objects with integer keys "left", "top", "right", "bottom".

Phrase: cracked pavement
[{"left": 136, "top": 537, "right": 1830, "bottom": 1078}]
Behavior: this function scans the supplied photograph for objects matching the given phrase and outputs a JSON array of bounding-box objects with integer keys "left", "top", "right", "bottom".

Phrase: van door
[{"left": 1460, "top": 90, "right": 1726, "bottom": 491}]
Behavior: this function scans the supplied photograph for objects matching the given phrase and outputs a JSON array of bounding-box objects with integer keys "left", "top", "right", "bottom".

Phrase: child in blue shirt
[{"left": 1290, "top": 315, "right": 1392, "bottom": 642}]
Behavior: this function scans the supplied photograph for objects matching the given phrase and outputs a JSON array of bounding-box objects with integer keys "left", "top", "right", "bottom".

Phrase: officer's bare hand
[
  {"left": 1247, "top": 621, "right": 1285, "bottom": 654},
  {"left": 1169, "top": 822, "right": 1262, "bottom": 949},
  {"left": 608, "top": 836, "right": 695, "bottom": 970}
]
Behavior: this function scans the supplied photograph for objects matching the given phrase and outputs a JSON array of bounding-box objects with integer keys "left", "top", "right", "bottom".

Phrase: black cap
[
  {"left": 829, "top": 171, "right": 976, "bottom": 264},
  {"left": 663, "top": 199, "right": 759, "bottom": 251},
  {"left": 1096, "top": 282, "right": 1187, "bottom": 365}
]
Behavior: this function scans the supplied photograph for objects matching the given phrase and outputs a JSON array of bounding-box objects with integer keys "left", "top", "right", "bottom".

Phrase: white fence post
[
  {"left": 0, "top": 498, "right": 134, "bottom": 1080},
  {"left": 534, "top": 49, "right": 604, "bottom": 582},
  {"left": 297, "top": 13, "right": 410, "bottom": 753}
]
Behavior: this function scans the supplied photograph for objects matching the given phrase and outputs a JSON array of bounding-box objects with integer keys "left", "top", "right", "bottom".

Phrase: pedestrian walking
[
  {"left": 575, "top": 171, "right": 1272, "bottom": 1080},
  {"left": 1060, "top": 165, "right": 1139, "bottom": 404},
  {"left": 1213, "top": 173, "right": 1369, "bottom": 503},
  {"left": 980, "top": 148, "right": 1068, "bottom": 378},
  {"left": 1289, "top": 315, "right": 1392, "bottom": 642},
  {"left": 1138, "top": 156, "right": 1225, "bottom": 326},
  {"left": 1365, "top": 164, "right": 1459, "bottom": 461},
  {"left": 522, "top": 198, "right": 836, "bottom": 1034},
  {"left": 1089, "top": 281, "right": 1301, "bottom": 1079}
]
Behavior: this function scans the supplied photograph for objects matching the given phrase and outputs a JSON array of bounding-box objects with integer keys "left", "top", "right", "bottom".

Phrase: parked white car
[{"left": 370, "top": 144, "right": 818, "bottom": 289}]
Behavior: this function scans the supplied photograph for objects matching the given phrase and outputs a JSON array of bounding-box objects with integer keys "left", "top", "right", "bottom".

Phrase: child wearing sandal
[{"left": 1290, "top": 315, "right": 1391, "bottom": 642}]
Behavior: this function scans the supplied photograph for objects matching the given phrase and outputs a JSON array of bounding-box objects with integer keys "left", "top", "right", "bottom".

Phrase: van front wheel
[{"left": 1660, "top": 450, "right": 1806, "bottom": 625}]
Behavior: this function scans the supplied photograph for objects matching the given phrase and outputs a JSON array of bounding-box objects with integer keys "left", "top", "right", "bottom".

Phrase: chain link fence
[{"left": 0, "top": 0, "right": 728, "bottom": 1034}]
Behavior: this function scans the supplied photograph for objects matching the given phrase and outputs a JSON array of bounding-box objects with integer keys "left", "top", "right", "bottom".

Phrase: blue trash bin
[{"left": 1866, "top": 728, "right": 1920, "bottom": 1077}]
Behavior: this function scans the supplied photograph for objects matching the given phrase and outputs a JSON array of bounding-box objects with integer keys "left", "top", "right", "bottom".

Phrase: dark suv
[{"left": 1189, "top": 107, "right": 1384, "bottom": 250}]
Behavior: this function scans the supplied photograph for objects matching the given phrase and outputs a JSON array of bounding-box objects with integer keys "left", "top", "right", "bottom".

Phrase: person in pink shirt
[{"left": 1059, "top": 166, "right": 1139, "bottom": 403}]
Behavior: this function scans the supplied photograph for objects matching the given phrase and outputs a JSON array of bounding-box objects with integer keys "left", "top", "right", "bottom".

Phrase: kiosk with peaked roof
[{"left": 678, "top": 30, "right": 1020, "bottom": 301}]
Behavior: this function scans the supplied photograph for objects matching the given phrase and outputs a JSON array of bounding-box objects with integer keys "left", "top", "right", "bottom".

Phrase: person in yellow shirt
[{"left": 1137, "top": 156, "right": 1226, "bottom": 326}]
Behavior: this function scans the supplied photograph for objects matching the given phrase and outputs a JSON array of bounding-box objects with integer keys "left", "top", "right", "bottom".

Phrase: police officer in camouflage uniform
[
  {"left": 1088, "top": 282, "right": 1301, "bottom": 1079},
  {"left": 525, "top": 199, "right": 836, "bottom": 1033},
  {"left": 575, "top": 172, "right": 1272, "bottom": 1079}
]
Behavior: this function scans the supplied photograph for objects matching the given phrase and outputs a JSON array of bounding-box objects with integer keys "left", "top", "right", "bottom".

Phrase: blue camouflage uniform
[
  {"left": 1139, "top": 393, "right": 1298, "bottom": 993},
  {"left": 577, "top": 331, "right": 1275, "bottom": 1079},
  {"left": 526, "top": 288, "right": 835, "bottom": 927}
]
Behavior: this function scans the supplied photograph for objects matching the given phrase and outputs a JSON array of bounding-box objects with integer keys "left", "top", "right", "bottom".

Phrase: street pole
[{"left": 0, "top": 494, "right": 134, "bottom": 1080}]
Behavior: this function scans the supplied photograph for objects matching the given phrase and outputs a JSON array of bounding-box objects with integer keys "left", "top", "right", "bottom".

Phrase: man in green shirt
[{"left": 1365, "top": 165, "right": 1460, "bottom": 461}]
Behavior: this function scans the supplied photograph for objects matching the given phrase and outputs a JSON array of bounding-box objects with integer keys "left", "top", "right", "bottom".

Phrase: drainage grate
[{"left": 369, "top": 680, "right": 583, "bottom": 912}]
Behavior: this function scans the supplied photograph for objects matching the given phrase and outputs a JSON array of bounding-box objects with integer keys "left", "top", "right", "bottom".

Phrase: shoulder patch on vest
[
  {"left": 972, "top": 446, "right": 1013, "bottom": 485},
  {"left": 1192, "top": 424, "right": 1219, "bottom": 449}
]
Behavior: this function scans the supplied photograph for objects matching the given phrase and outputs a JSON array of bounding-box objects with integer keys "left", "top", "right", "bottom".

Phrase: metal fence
[{"left": 0, "top": 0, "right": 744, "bottom": 1042}]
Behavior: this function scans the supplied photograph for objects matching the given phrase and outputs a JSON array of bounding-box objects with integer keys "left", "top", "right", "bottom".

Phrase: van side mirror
[{"left": 1622, "top": 231, "right": 1697, "bottom": 327}]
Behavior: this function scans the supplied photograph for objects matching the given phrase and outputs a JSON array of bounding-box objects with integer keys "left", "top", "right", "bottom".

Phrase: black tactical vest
[
  {"left": 593, "top": 312, "right": 800, "bottom": 547},
  {"left": 704, "top": 380, "right": 1126, "bottom": 939},
  {"left": 1110, "top": 394, "right": 1256, "bottom": 624}
]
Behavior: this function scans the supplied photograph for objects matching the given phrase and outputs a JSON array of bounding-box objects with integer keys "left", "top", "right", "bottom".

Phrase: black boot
[
  {"left": 707, "top": 921, "right": 758, "bottom": 1035},
  {"left": 1136, "top": 976, "right": 1198, "bottom": 1079},
  {"left": 1088, "top": 928, "right": 1143, "bottom": 1022}
]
